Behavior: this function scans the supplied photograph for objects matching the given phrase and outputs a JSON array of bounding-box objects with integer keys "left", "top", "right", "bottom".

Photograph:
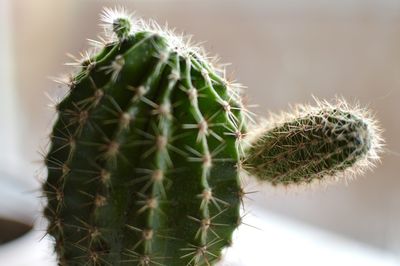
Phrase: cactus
[
  {"left": 244, "top": 100, "right": 382, "bottom": 186},
  {"left": 44, "top": 8, "right": 383, "bottom": 266}
]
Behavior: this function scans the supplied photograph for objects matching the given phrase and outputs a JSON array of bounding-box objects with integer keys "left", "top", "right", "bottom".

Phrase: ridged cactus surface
[
  {"left": 244, "top": 102, "right": 381, "bottom": 185},
  {"left": 45, "top": 9, "right": 245, "bottom": 266},
  {"left": 44, "top": 8, "right": 382, "bottom": 266}
]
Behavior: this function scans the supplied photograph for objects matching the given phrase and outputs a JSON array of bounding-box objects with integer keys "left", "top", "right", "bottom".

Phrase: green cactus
[
  {"left": 243, "top": 100, "right": 382, "bottom": 186},
  {"left": 44, "top": 8, "right": 383, "bottom": 266}
]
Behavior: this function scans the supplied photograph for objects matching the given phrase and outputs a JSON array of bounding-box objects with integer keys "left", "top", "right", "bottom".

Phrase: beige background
[{"left": 10, "top": 0, "right": 400, "bottom": 255}]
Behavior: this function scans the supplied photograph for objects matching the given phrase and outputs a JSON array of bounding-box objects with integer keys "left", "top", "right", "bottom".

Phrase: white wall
[{"left": 0, "top": 0, "right": 19, "bottom": 169}]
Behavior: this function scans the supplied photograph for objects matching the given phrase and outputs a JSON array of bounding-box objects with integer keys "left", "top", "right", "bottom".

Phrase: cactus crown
[{"left": 44, "top": 8, "right": 383, "bottom": 266}]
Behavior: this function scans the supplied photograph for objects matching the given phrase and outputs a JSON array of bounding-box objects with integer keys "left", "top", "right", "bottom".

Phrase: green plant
[{"left": 44, "top": 8, "right": 383, "bottom": 266}]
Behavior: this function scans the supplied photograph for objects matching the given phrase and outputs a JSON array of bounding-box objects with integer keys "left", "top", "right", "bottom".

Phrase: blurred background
[{"left": 1, "top": 0, "right": 400, "bottom": 265}]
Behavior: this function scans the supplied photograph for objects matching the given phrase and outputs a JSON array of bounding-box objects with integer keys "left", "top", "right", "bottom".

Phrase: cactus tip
[{"left": 101, "top": 6, "right": 134, "bottom": 40}]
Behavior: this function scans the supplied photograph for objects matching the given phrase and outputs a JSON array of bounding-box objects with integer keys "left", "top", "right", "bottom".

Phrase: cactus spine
[{"left": 44, "top": 8, "right": 382, "bottom": 266}]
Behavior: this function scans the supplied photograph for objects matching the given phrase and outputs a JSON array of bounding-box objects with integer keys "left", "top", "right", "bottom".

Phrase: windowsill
[{"left": 219, "top": 206, "right": 399, "bottom": 266}]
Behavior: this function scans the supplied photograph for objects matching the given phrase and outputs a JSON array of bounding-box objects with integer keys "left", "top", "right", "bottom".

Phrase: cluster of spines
[{"left": 44, "top": 7, "right": 250, "bottom": 266}]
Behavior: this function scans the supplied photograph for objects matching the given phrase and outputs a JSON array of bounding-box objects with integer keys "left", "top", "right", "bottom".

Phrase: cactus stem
[{"left": 244, "top": 98, "right": 383, "bottom": 186}]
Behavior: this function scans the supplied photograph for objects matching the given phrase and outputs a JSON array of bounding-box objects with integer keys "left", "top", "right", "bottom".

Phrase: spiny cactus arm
[{"left": 243, "top": 100, "right": 383, "bottom": 186}]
